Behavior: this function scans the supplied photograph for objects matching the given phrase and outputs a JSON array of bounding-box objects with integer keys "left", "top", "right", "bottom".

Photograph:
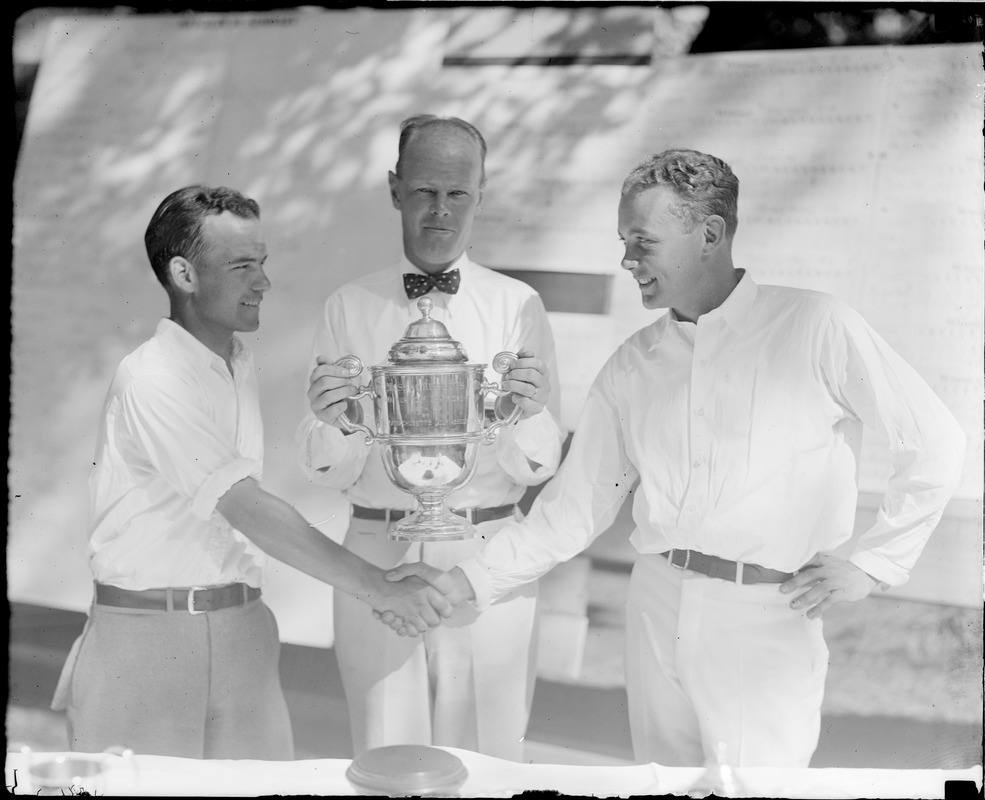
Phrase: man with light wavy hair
[{"left": 387, "top": 148, "right": 966, "bottom": 767}]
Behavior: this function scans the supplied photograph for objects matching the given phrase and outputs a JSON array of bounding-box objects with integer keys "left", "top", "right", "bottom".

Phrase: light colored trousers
[
  {"left": 54, "top": 597, "right": 294, "bottom": 760},
  {"left": 334, "top": 514, "right": 538, "bottom": 762},
  {"left": 625, "top": 553, "right": 829, "bottom": 767}
]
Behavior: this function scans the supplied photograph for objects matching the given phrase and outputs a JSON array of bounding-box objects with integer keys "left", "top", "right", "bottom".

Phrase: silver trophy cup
[{"left": 337, "top": 296, "right": 521, "bottom": 541}]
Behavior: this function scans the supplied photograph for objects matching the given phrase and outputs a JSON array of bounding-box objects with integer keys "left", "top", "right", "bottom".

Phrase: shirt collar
[
  {"left": 690, "top": 269, "right": 756, "bottom": 334},
  {"left": 713, "top": 269, "right": 756, "bottom": 333},
  {"left": 647, "top": 270, "right": 756, "bottom": 350},
  {"left": 155, "top": 318, "right": 250, "bottom": 372}
]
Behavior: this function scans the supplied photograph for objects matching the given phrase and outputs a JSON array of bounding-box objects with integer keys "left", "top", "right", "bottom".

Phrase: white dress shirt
[
  {"left": 460, "top": 271, "right": 966, "bottom": 606},
  {"left": 296, "top": 253, "right": 565, "bottom": 509},
  {"left": 88, "top": 319, "right": 267, "bottom": 590}
]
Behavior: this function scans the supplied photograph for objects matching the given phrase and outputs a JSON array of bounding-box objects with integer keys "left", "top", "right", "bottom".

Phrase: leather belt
[
  {"left": 352, "top": 504, "right": 517, "bottom": 525},
  {"left": 94, "top": 582, "right": 261, "bottom": 614},
  {"left": 660, "top": 549, "right": 794, "bottom": 585}
]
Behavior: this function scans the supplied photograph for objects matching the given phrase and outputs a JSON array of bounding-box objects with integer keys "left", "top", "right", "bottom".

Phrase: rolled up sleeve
[
  {"left": 295, "top": 415, "right": 372, "bottom": 488},
  {"left": 493, "top": 409, "right": 565, "bottom": 485},
  {"left": 191, "top": 457, "right": 264, "bottom": 521}
]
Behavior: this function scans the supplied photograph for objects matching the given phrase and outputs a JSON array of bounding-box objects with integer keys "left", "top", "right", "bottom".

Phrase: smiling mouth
[
  {"left": 636, "top": 276, "right": 656, "bottom": 287},
  {"left": 242, "top": 301, "right": 261, "bottom": 307}
]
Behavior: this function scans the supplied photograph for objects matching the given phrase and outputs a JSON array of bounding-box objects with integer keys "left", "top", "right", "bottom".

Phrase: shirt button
[
  {"left": 687, "top": 504, "right": 697, "bottom": 512},
  {"left": 692, "top": 459, "right": 704, "bottom": 468},
  {"left": 695, "top": 407, "right": 705, "bottom": 416},
  {"left": 699, "top": 359, "right": 709, "bottom": 367}
]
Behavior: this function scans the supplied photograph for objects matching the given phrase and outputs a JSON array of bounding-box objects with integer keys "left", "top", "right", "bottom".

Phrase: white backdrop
[{"left": 9, "top": 8, "right": 983, "bottom": 646}]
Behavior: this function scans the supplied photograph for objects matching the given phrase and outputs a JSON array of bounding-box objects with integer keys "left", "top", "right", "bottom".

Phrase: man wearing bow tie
[{"left": 296, "top": 114, "right": 565, "bottom": 760}]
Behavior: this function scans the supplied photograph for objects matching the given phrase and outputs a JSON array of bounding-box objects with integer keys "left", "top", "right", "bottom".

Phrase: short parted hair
[
  {"left": 394, "top": 114, "right": 488, "bottom": 185},
  {"left": 144, "top": 185, "right": 261, "bottom": 288},
  {"left": 622, "top": 149, "right": 739, "bottom": 239}
]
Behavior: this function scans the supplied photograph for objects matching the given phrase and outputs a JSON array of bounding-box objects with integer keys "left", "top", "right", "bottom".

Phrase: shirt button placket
[{"left": 679, "top": 347, "right": 708, "bottom": 526}]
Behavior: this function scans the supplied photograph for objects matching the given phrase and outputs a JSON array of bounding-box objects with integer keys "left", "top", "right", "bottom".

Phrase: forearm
[
  {"left": 458, "top": 515, "right": 572, "bottom": 610},
  {"left": 216, "top": 478, "right": 381, "bottom": 602},
  {"left": 846, "top": 425, "right": 965, "bottom": 586},
  {"left": 468, "top": 402, "right": 636, "bottom": 607}
]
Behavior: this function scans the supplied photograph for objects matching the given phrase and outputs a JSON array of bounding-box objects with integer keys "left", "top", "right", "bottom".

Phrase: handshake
[{"left": 367, "top": 562, "right": 476, "bottom": 637}]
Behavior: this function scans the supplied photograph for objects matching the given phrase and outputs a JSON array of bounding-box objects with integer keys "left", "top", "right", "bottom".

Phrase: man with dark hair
[
  {"left": 297, "top": 115, "right": 565, "bottom": 760},
  {"left": 388, "top": 149, "right": 966, "bottom": 767},
  {"left": 52, "top": 185, "right": 454, "bottom": 760}
]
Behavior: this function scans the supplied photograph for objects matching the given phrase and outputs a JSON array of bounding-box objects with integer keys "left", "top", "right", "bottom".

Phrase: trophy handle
[
  {"left": 333, "top": 356, "right": 375, "bottom": 444},
  {"left": 480, "top": 351, "right": 523, "bottom": 442}
]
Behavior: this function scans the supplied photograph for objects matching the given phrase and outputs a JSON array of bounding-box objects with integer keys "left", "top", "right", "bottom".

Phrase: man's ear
[
  {"left": 167, "top": 256, "right": 197, "bottom": 295},
  {"left": 702, "top": 215, "right": 727, "bottom": 253},
  {"left": 388, "top": 171, "right": 401, "bottom": 210}
]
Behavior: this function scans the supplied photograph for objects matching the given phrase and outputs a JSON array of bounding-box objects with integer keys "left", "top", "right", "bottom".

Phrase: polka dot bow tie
[{"left": 403, "top": 269, "right": 461, "bottom": 299}]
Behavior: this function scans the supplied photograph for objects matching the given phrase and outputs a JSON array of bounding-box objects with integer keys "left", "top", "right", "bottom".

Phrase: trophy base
[{"left": 388, "top": 509, "right": 476, "bottom": 542}]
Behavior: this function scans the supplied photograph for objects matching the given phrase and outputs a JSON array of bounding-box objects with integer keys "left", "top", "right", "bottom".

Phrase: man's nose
[
  {"left": 255, "top": 268, "right": 272, "bottom": 292},
  {"left": 430, "top": 194, "right": 450, "bottom": 216},
  {"left": 621, "top": 247, "right": 638, "bottom": 271}
]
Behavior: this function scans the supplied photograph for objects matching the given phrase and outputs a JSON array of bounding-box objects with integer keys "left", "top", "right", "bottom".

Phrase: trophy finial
[{"left": 390, "top": 295, "right": 467, "bottom": 362}]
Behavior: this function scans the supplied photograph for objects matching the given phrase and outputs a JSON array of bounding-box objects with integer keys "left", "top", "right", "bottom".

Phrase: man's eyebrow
[{"left": 226, "top": 252, "right": 267, "bottom": 265}]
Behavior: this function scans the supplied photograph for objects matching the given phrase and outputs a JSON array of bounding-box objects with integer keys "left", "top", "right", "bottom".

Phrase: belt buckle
[
  {"left": 187, "top": 586, "right": 208, "bottom": 615},
  {"left": 669, "top": 548, "right": 691, "bottom": 571}
]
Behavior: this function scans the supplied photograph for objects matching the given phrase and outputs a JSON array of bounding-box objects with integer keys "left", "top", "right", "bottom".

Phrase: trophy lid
[
  {"left": 345, "top": 745, "right": 468, "bottom": 796},
  {"left": 388, "top": 296, "right": 469, "bottom": 363}
]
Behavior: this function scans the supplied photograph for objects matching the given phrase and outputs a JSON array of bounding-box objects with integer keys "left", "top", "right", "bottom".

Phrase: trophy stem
[{"left": 388, "top": 492, "right": 475, "bottom": 541}]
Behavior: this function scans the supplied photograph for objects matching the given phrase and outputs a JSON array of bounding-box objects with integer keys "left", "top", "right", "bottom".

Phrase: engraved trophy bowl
[{"left": 336, "top": 296, "right": 521, "bottom": 541}]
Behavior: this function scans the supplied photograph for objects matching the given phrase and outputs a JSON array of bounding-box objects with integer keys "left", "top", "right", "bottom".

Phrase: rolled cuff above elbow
[
  {"left": 496, "top": 412, "right": 565, "bottom": 484},
  {"left": 302, "top": 419, "right": 352, "bottom": 473},
  {"left": 191, "top": 457, "right": 263, "bottom": 521}
]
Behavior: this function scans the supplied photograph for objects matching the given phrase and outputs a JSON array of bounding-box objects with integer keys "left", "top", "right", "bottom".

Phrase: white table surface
[{"left": 5, "top": 749, "right": 982, "bottom": 798}]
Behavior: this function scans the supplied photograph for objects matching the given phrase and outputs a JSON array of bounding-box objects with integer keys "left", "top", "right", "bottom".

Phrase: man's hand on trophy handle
[
  {"left": 499, "top": 347, "right": 550, "bottom": 419},
  {"left": 307, "top": 358, "right": 361, "bottom": 427}
]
